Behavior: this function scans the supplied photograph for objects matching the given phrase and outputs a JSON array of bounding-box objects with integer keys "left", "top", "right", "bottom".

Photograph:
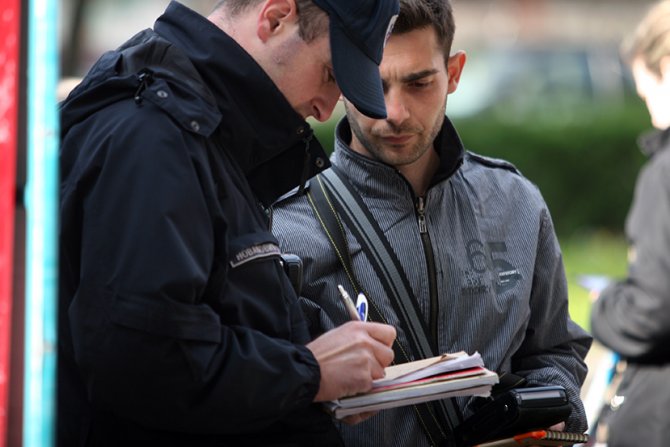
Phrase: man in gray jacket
[{"left": 272, "top": 0, "right": 591, "bottom": 445}]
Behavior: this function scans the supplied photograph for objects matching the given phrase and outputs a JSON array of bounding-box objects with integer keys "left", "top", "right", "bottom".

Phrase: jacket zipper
[{"left": 416, "top": 196, "right": 439, "bottom": 350}]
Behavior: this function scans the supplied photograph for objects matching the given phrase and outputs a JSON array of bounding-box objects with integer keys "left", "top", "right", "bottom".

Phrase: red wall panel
[{"left": 0, "top": 0, "right": 21, "bottom": 444}]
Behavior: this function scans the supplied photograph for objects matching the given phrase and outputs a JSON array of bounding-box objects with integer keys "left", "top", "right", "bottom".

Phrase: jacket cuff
[{"left": 294, "top": 344, "right": 322, "bottom": 405}]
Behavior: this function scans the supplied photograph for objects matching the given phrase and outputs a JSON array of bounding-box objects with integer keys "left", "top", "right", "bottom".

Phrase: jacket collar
[
  {"left": 154, "top": 1, "right": 329, "bottom": 206},
  {"left": 331, "top": 116, "right": 465, "bottom": 198},
  {"left": 638, "top": 127, "right": 670, "bottom": 158}
]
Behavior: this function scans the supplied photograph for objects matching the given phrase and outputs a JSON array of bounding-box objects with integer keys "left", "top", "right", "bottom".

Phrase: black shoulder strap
[
  {"left": 319, "top": 168, "right": 436, "bottom": 356},
  {"left": 307, "top": 167, "right": 462, "bottom": 445}
]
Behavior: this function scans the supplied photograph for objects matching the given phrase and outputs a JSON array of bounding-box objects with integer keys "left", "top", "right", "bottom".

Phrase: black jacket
[
  {"left": 590, "top": 128, "right": 670, "bottom": 447},
  {"left": 58, "top": 2, "right": 339, "bottom": 446}
]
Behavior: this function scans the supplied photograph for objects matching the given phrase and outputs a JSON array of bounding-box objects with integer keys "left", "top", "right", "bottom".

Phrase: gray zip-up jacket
[{"left": 272, "top": 118, "right": 591, "bottom": 447}]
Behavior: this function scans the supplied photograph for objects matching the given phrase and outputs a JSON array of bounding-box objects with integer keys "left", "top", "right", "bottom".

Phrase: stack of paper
[{"left": 325, "top": 351, "right": 499, "bottom": 418}]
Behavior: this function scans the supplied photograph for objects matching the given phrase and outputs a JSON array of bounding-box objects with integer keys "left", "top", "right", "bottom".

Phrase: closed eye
[
  {"left": 409, "top": 80, "right": 432, "bottom": 89},
  {"left": 325, "top": 67, "right": 336, "bottom": 84},
  {"left": 403, "top": 69, "right": 438, "bottom": 88}
]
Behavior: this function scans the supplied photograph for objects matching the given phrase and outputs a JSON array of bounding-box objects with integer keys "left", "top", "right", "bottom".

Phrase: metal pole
[{"left": 23, "top": 0, "right": 58, "bottom": 443}]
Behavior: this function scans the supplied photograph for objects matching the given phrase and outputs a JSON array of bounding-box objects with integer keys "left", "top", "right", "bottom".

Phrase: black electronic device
[
  {"left": 456, "top": 386, "right": 571, "bottom": 446},
  {"left": 280, "top": 253, "right": 303, "bottom": 295}
]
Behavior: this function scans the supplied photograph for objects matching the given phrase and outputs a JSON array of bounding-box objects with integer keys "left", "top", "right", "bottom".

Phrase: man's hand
[
  {"left": 341, "top": 411, "right": 378, "bottom": 425},
  {"left": 548, "top": 422, "right": 566, "bottom": 432},
  {"left": 307, "top": 321, "right": 396, "bottom": 402}
]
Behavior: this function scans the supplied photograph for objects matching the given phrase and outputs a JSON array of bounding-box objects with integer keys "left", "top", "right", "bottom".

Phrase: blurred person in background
[
  {"left": 590, "top": 1, "right": 670, "bottom": 446},
  {"left": 273, "top": 0, "right": 592, "bottom": 445},
  {"left": 57, "top": 0, "right": 400, "bottom": 446}
]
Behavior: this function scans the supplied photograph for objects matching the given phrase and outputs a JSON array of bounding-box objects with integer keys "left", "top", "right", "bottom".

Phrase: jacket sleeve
[
  {"left": 511, "top": 209, "right": 592, "bottom": 433},
  {"left": 64, "top": 107, "right": 321, "bottom": 433},
  {"left": 591, "top": 157, "right": 670, "bottom": 362}
]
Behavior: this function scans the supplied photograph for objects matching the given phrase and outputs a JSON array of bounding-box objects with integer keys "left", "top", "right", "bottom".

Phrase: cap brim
[{"left": 329, "top": 21, "right": 387, "bottom": 119}]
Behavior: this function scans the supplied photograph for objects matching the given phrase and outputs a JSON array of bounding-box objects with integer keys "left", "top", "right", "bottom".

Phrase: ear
[
  {"left": 257, "top": 0, "right": 298, "bottom": 43},
  {"left": 660, "top": 55, "right": 670, "bottom": 81},
  {"left": 446, "top": 51, "right": 466, "bottom": 94}
]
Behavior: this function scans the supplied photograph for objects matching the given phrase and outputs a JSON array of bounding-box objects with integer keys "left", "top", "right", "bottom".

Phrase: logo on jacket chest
[{"left": 461, "top": 239, "right": 522, "bottom": 295}]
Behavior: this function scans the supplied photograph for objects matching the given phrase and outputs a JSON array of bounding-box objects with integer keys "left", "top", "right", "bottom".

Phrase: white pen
[{"left": 337, "top": 284, "right": 361, "bottom": 321}]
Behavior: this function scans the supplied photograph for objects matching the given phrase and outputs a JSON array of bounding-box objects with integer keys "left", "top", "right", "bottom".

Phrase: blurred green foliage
[{"left": 452, "top": 98, "right": 650, "bottom": 237}]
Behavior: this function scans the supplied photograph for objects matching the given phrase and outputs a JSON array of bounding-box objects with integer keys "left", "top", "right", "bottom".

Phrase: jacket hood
[{"left": 60, "top": 29, "right": 222, "bottom": 140}]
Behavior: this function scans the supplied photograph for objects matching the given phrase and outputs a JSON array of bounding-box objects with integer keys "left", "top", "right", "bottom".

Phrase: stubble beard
[{"left": 347, "top": 100, "right": 447, "bottom": 169}]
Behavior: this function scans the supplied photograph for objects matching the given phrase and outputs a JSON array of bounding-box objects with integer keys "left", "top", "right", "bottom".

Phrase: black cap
[{"left": 313, "top": 0, "right": 399, "bottom": 119}]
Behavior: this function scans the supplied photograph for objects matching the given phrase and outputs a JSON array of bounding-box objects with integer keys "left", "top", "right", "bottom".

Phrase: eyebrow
[{"left": 401, "top": 69, "right": 439, "bottom": 83}]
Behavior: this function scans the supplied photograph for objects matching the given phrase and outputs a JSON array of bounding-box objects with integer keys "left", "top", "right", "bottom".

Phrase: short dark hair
[
  {"left": 213, "top": 0, "right": 328, "bottom": 43},
  {"left": 392, "top": 0, "right": 455, "bottom": 58}
]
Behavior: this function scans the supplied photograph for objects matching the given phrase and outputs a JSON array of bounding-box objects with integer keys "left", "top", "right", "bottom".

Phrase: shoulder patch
[
  {"left": 230, "top": 242, "right": 281, "bottom": 268},
  {"left": 466, "top": 151, "right": 520, "bottom": 175}
]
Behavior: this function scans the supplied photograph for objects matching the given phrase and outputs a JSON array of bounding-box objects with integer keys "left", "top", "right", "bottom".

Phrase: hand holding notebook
[{"left": 324, "top": 352, "right": 498, "bottom": 419}]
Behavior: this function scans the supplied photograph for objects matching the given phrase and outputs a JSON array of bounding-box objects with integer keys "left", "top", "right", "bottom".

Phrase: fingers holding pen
[
  {"left": 347, "top": 321, "right": 396, "bottom": 379},
  {"left": 362, "top": 320, "right": 396, "bottom": 347},
  {"left": 360, "top": 321, "right": 396, "bottom": 375},
  {"left": 307, "top": 321, "right": 396, "bottom": 402}
]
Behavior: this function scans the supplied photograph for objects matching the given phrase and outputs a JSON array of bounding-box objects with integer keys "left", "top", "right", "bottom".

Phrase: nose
[
  {"left": 385, "top": 90, "right": 409, "bottom": 126},
  {"left": 312, "top": 86, "right": 341, "bottom": 123}
]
